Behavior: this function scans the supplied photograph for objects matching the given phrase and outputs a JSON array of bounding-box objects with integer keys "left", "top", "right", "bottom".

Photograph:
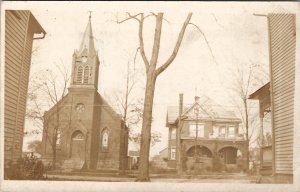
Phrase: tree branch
[
  {"left": 147, "top": 12, "right": 170, "bottom": 24},
  {"left": 188, "top": 22, "right": 217, "bottom": 65},
  {"left": 116, "top": 12, "right": 141, "bottom": 24},
  {"left": 155, "top": 13, "right": 192, "bottom": 76},
  {"left": 149, "top": 13, "right": 163, "bottom": 70},
  {"left": 139, "top": 13, "right": 150, "bottom": 71},
  {"left": 133, "top": 47, "right": 140, "bottom": 71}
]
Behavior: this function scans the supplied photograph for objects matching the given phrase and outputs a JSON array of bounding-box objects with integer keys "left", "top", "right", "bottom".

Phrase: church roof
[
  {"left": 44, "top": 91, "right": 124, "bottom": 124},
  {"left": 77, "top": 15, "right": 96, "bottom": 56},
  {"left": 166, "top": 96, "right": 240, "bottom": 126}
]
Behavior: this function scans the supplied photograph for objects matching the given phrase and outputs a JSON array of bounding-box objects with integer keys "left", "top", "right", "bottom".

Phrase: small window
[
  {"left": 170, "top": 147, "right": 176, "bottom": 160},
  {"left": 56, "top": 129, "right": 61, "bottom": 145},
  {"left": 189, "top": 124, "right": 204, "bottom": 138},
  {"left": 101, "top": 129, "right": 109, "bottom": 150},
  {"left": 220, "top": 127, "right": 226, "bottom": 137},
  {"left": 228, "top": 127, "right": 235, "bottom": 138},
  {"left": 211, "top": 126, "right": 219, "bottom": 138},
  {"left": 170, "top": 128, "right": 176, "bottom": 140}
]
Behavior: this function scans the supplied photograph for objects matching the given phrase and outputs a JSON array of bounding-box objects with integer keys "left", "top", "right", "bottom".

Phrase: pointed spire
[{"left": 78, "top": 13, "right": 96, "bottom": 56}]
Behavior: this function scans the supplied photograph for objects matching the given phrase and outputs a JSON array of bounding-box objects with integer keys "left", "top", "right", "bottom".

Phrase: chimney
[
  {"left": 179, "top": 93, "right": 183, "bottom": 117},
  {"left": 195, "top": 96, "right": 200, "bottom": 104}
]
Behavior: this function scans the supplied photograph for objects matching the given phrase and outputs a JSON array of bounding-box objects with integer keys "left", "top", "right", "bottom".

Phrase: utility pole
[
  {"left": 194, "top": 96, "right": 200, "bottom": 163},
  {"left": 176, "top": 94, "right": 183, "bottom": 174}
]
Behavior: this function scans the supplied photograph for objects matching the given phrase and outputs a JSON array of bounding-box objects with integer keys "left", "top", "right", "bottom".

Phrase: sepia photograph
[{"left": 1, "top": 1, "right": 299, "bottom": 192}]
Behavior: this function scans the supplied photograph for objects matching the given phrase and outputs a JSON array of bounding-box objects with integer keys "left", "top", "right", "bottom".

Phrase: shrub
[
  {"left": 5, "top": 154, "right": 44, "bottom": 180},
  {"left": 212, "top": 156, "right": 222, "bottom": 172}
]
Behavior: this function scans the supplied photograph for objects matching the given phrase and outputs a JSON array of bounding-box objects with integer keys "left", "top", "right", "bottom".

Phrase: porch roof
[{"left": 248, "top": 82, "right": 270, "bottom": 100}]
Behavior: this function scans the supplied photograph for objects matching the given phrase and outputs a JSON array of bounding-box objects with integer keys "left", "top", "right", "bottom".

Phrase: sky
[{"left": 2, "top": 1, "right": 299, "bottom": 157}]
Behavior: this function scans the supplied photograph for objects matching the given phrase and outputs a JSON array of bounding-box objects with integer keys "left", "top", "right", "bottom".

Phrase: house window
[
  {"left": 228, "top": 127, "right": 235, "bottom": 138},
  {"left": 101, "top": 129, "right": 109, "bottom": 150},
  {"left": 212, "top": 126, "right": 219, "bottom": 138},
  {"left": 170, "top": 128, "right": 176, "bottom": 140},
  {"left": 220, "top": 127, "right": 226, "bottom": 137},
  {"left": 189, "top": 124, "right": 204, "bottom": 138},
  {"left": 170, "top": 147, "right": 176, "bottom": 160}
]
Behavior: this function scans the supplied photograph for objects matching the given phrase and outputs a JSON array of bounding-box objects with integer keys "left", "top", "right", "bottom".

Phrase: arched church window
[
  {"left": 83, "top": 66, "right": 89, "bottom": 84},
  {"left": 101, "top": 128, "right": 109, "bottom": 150},
  {"left": 72, "top": 131, "right": 84, "bottom": 140},
  {"left": 77, "top": 65, "right": 83, "bottom": 83},
  {"left": 56, "top": 129, "right": 61, "bottom": 149}
]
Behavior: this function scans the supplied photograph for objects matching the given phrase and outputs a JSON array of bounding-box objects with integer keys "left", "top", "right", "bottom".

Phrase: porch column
[{"left": 259, "top": 101, "right": 265, "bottom": 147}]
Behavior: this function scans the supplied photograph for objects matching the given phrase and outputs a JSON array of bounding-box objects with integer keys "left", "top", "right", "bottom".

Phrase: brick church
[{"left": 41, "top": 15, "right": 128, "bottom": 170}]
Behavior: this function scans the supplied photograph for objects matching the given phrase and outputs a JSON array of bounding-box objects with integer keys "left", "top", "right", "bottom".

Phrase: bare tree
[
  {"left": 112, "top": 60, "right": 141, "bottom": 175},
  {"left": 130, "top": 132, "right": 162, "bottom": 149},
  {"left": 231, "top": 62, "right": 268, "bottom": 171},
  {"left": 115, "top": 12, "right": 197, "bottom": 181},
  {"left": 26, "top": 63, "right": 70, "bottom": 169},
  {"left": 27, "top": 140, "right": 43, "bottom": 154},
  {"left": 112, "top": 58, "right": 162, "bottom": 174}
]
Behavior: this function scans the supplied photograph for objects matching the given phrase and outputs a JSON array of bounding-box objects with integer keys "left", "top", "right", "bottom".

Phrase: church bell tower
[{"left": 69, "top": 14, "right": 99, "bottom": 90}]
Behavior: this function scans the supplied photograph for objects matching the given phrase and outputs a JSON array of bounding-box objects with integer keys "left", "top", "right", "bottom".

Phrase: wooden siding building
[
  {"left": 4, "top": 10, "right": 46, "bottom": 169},
  {"left": 250, "top": 13, "right": 296, "bottom": 183},
  {"left": 268, "top": 13, "right": 296, "bottom": 182}
]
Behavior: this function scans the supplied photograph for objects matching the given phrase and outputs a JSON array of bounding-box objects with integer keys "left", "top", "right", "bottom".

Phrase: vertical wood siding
[
  {"left": 269, "top": 14, "right": 296, "bottom": 175},
  {"left": 4, "top": 10, "right": 34, "bottom": 164}
]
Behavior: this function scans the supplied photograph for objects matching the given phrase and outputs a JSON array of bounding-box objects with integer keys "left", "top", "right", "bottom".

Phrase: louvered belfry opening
[
  {"left": 76, "top": 65, "right": 83, "bottom": 83},
  {"left": 83, "top": 66, "right": 89, "bottom": 84}
]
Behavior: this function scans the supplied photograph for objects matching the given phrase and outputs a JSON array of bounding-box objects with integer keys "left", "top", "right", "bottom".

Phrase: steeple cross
[{"left": 89, "top": 11, "right": 92, "bottom": 19}]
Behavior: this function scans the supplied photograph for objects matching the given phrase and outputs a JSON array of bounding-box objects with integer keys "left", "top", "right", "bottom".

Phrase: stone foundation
[{"left": 97, "top": 160, "right": 119, "bottom": 169}]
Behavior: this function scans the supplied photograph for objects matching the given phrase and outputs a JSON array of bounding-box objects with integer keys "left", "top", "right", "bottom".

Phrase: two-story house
[{"left": 166, "top": 95, "right": 247, "bottom": 172}]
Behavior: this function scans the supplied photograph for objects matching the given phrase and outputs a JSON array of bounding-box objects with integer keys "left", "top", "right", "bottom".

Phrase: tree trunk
[
  {"left": 52, "top": 128, "right": 57, "bottom": 170},
  {"left": 244, "top": 98, "right": 249, "bottom": 172},
  {"left": 134, "top": 13, "right": 192, "bottom": 181},
  {"left": 120, "top": 122, "right": 127, "bottom": 175},
  {"left": 137, "top": 74, "right": 157, "bottom": 181}
]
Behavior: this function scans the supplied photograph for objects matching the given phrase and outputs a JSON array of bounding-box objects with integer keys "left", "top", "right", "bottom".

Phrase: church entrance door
[{"left": 71, "top": 131, "right": 85, "bottom": 160}]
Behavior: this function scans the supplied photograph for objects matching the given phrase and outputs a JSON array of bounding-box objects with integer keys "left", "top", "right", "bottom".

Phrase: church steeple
[
  {"left": 78, "top": 14, "right": 96, "bottom": 56},
  {"left": 70, "top": 14, "right": 100, "bottom": 90}
]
